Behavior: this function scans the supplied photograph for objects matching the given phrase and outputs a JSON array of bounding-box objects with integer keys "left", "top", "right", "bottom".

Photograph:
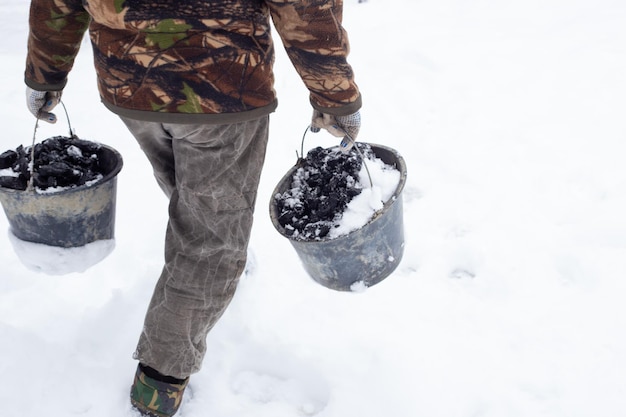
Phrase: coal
[
  {"left": 274, "top": 143, "right": 376, "bottom": 241},
  {"left": 0, "top": 136, "right": 106, "bottom": 191},
  {"left": 0, "top": 150, "right": 18, "bottom": 169}
]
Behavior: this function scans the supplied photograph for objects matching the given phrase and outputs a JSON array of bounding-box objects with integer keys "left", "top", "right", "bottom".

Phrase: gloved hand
[
  {"left": 310, "top": 110, "right": 361, "bottom": 152},
  {"left": 26, "top": 87, "right": 62, "bottom": 123}
]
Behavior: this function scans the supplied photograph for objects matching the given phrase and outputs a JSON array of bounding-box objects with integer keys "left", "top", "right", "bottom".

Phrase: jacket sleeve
[
  {"left": 266, "top": 0, "right": 362, "bottom": 116},
  {"left": 25, "top": 0, "right": 91, "bottom": 91}
]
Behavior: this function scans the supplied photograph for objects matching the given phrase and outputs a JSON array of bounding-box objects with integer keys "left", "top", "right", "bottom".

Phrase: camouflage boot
[{"left": 130, "top": 364, "right": 189, "bottom": 417}]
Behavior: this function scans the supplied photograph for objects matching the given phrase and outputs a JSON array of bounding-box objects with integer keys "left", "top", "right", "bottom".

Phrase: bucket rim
[
  {"left": 0, "top": 142, "right": 123, "bottom": 197},
  {"left": 270, "top": 143, "right": 407, "bottom": 244}
]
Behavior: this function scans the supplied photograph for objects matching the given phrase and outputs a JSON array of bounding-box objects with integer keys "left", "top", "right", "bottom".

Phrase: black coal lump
[
  {"left": 0, "top": 150, "right": 18, "bottom": 169},
  {"left": 0, "top": 136, "right": 104, "bottom": 191},
  {"left": 275, "top": 143, "right": 373, "bottom": 240}
]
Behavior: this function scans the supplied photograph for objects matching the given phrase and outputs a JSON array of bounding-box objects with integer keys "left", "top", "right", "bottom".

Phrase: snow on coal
[
  {"left": 274, "top": 143, "right": 380, "bottom": 241},
  {"left": 0, "top": 136, "right": 106, "bottom": 192}
]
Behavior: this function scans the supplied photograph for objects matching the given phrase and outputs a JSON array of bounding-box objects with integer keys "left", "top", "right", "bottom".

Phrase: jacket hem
[{"left": 102, "top": 99, "right": 278, "bottom": 125}]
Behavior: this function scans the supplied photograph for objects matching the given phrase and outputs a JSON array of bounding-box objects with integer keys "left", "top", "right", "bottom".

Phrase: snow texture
[{"left": 2, "top": 1, "right": 626, "bottom": 417}]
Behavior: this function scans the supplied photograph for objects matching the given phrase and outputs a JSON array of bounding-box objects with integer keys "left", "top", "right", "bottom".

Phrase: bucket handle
[
  {"left": 28, "top": 100, "right": 76, "bottom": 191},
  {"left": 300, "top": 125, "right": 374, "bottom": 188}
]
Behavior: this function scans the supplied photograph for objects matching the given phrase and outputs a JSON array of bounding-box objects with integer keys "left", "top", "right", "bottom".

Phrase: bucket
[
  {"left": 0, "top": 143, "right": 123, "bottom": 248},
  {"left": 270, "top": 143, "right": 407, "bottom": 291}
]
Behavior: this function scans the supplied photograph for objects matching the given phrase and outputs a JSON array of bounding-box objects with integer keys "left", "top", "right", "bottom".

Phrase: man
[{"left": 25, "top": 1, "right": 361, "bottom": 416}]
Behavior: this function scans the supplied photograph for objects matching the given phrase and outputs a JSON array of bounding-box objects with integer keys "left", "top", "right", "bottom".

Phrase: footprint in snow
[{"left": 229, "top": 348, "right": 330, "bottom": 416}]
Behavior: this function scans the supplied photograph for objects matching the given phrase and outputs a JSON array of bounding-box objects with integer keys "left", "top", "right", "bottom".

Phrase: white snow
[
  {"left": 329, "top": 153, "right": 401, "bottom": 238},
  {"left": 2, "top": 1, "right": 626, "bottom": 416},
  {"left": 0, "top": 167, "right": 19, "bottom": 177}
]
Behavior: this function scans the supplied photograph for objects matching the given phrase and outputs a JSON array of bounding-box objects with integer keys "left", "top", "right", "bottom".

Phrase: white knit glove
[
  {"left": 26, "top": 87, "right": 62, "bottom": 123},
  {"left": 310, "top": 110, "right": 361, "bottom": 152}
]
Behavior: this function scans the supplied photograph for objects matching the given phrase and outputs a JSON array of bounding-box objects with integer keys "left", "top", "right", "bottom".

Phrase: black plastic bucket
[
  {"left": 270, "top": 144, "right": 407, "bottom": 291},
  {"left": 0, "top": 143, "right": 123, "bottom": 248}
]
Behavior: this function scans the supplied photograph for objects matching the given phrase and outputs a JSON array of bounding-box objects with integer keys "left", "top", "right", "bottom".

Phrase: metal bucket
[
  {"left": 270, "top": 143, "right": 407, "bottom": 291},
  {"left": 0, "top": 143, "right": 123, "bottom": 248}
]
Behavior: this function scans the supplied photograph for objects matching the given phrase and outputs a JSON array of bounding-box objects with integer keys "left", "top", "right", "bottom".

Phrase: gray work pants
[{"left": 120, "top": 116, "right": 270, "bottom": 379}]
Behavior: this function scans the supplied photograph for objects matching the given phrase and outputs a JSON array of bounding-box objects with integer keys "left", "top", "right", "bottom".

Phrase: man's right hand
[{"left": 310, "top": 110, "right": 361, "bottom": 153}]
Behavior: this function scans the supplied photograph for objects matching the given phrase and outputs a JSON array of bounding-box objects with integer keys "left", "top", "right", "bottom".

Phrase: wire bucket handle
[
  {"left": 299, "top": 124, "right": 374, "bottom": 188},
  {"left": 27, "top": 100, "right": 75, "bottom": 191}
]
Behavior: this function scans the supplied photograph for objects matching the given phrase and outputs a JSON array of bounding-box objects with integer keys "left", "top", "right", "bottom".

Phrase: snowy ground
[{"left": 2, "top": 1, "right": 626, "bottom": 416}]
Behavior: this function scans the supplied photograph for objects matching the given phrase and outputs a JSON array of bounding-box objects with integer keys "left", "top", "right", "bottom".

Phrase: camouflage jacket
[{"left": 25, "top": 0, "right": 361, "bottom": 124}]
